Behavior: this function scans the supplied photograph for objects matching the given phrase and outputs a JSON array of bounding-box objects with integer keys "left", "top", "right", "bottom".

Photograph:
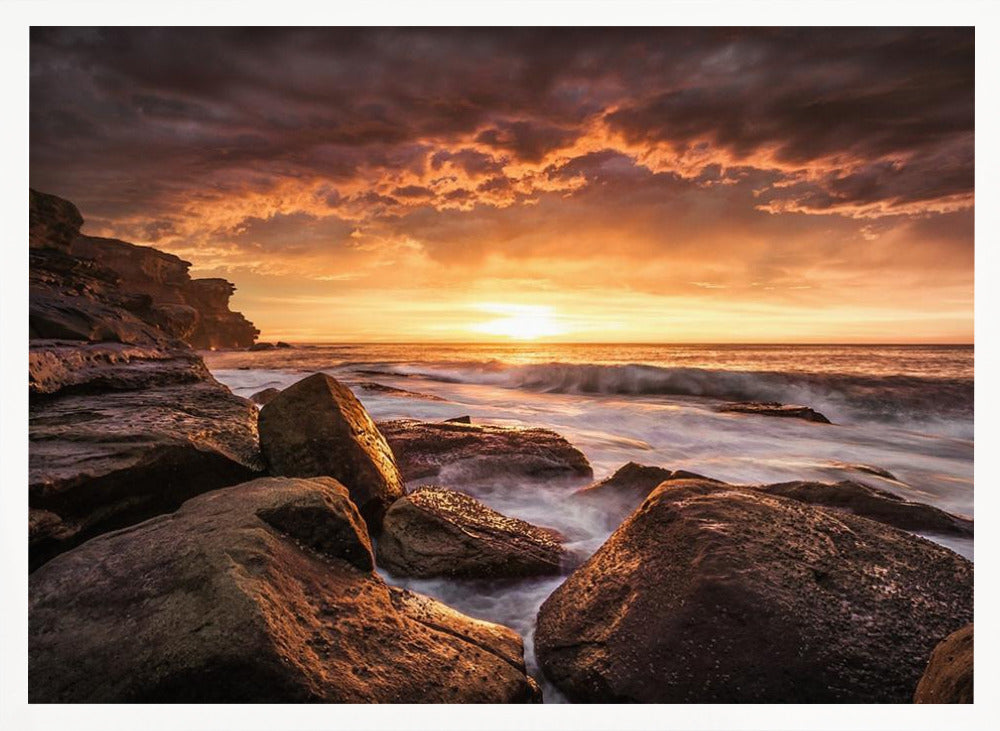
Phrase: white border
[{"left": 2, "top": 2, "right": 996, "bottom": 729}]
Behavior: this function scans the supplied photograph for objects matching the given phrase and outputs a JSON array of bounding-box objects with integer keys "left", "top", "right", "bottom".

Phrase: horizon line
[{"left": 244, "top": 340, "right": 975, "bottom": 347}]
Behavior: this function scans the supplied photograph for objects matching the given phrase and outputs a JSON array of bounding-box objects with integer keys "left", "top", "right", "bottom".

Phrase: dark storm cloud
[{"left": 29, "top": 26, "right": 973, "bottom": 266}]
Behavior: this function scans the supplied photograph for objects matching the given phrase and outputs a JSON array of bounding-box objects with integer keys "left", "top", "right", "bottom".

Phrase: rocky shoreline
[{"left": 27, "top": 190, "right": 974, "bottom": 703}]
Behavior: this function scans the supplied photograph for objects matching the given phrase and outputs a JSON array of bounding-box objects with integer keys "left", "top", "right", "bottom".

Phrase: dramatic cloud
[{"left": 29, "top": 27, "right": 974, "bottom": 342}]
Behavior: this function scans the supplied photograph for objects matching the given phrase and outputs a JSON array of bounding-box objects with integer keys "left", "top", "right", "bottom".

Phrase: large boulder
[
  {"left": 30, "top": 377, "right": 263, "bottom": 569},
  {"left": 914, "top": 624, "right": 974, "bottom": 703},
  {"left": 377, "top": 418, "right": 592, "bottom": 483},
  {"left": 377, "top": 487, "right": 567, "bottom": 579},
  {"left": 29, "top": 477, "right": 541, "bottom": 703},
  {"left": 535, "top": 479, "right": 973, "bottom": 703},
  {"left": 258, "top": 373, "right": 405, "bottom": 529}
]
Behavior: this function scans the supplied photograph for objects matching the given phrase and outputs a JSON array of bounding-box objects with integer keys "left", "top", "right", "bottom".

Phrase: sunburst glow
[{"left": 470, "top": 304, "right": 566, "bottom": 340}]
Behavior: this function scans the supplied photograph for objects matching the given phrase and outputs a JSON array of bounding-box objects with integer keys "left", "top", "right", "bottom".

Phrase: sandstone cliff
[{"left": 30, "top": 189, "right": 258, "bottom": 349}]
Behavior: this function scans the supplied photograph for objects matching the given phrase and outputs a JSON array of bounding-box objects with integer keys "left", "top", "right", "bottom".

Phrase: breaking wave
[{"left": 364, "top": 360, "right": 973, "bottom": 426}]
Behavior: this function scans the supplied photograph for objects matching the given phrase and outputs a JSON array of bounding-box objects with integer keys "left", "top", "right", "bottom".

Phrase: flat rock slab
[
  {"left": 378, "top": 487, "right": 568, "bottom": 579},
  {"left": 914, "top": 623, "right": 973, "bottom": 703},
  {"left": 258, "top": 373, "right": 405, "bottom": 530},
  {"left": 30, "top": 477, "right": 540, "bottom": 703},
  {"left": 378, "top": 419, "right": 593, "bottom": 483},
  {"left": 536, "top": 479, "right": 973, "bottom": 703},
  {"left": 572, "top": 463, "right": 972, "bottom": 537},
  {"left": 30, "top": 340, "right": 211, "bottom": 396},
  {"left": 358, "top": 382, "right": 446, "bottom": 401},
  {"left": 759, "top": 480, "right": 973, "bottom": 537},
  {"left": 719, "top": 401, "right": 831, "bottom": 423},
  {"left": 30, "top": 380, "right": 263, "bottom": 569}
]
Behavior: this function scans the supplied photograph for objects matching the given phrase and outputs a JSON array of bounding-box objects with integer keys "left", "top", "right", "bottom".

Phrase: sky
[{"left": 29, "top": 27, "right": 974, "bottom": 343}]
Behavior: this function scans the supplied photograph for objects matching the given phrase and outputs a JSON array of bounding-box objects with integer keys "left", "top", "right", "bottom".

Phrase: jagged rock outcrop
[
  {"left": 535, "top": 479, "right": 973, "bottom": 703},
  {"left": 378, "top": 487, "right": 568, "bottom": 579},
  {"left": 914, "top": 624, "right": 974, "bottom": 703},
  {"left": 719, "top": 401, "right": 832, "bottom": 423},
  {"left": 29, "top": 477, "right": 541, "bottom": 703},
  {"left": 358, "top": 381, "right": 446, "bottom": 401},
  {"left": 30, "top": 189, "right": 258, "bottom": 349},
  {"left": 30, "top": 188, "right": 83, "bottom": 252},
  {"left": 377, "top": 418, "right": 593, "bottom": 483},
  {"left": 258, "top": 373, "right": 405, "bottom": 530}
]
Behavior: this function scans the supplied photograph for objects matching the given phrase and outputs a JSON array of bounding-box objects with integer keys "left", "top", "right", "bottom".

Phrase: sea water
[{"left": 203, "top": 343, "right": 974, "bottom": 701}]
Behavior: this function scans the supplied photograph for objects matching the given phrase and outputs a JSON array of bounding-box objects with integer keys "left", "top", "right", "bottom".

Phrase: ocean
[{"left": 203, "top": 343, "right": 974, "bottom": 702}]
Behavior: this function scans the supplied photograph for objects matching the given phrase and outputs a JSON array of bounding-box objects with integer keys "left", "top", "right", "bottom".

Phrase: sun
[{"left": 470, "top": 303, "right": 566, "bottom": 340}]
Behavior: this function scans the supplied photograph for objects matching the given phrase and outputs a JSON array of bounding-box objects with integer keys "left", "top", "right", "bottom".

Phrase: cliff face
[{"left": 30, "top": 189, "right": 258, "bottom": 349}]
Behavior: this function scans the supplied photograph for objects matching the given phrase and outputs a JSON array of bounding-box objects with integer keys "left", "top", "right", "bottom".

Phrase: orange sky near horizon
[{"left": 31, "top": 28, "right": 974, "bottom": 344}]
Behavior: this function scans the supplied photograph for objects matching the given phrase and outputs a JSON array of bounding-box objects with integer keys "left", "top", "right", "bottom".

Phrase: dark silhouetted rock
[
  {"left": 576, "top": 462, "right": 673, "bottom": 500},
  {"left": 30, "top": 188, "right": 83, "bottom": 252},
  {"left": 914, "top": 624, "right": 973, "bottom": 703},
  {"left": 249, "top": 341, "right": 275, "bottom": 351},
  {"left": 358, "top": 382, "right": 446, "bottom": 401},
  {"left": 30, "top": 378, "right": 263, "bottom": 570},
  {"left": 275, "top": 341, "right": 292, "bottom": 348},
  {"left": 444, "top": 415, "right": 472, "bottom": 424},
  {"left": 573, "top": 462, "right": 718, "bottom": 527},
  {"left": 377, "top": 418, "right": 592, "bottom": 483},
  {"left": 249, "top": 387, "right": 281, "bottom": 406},
  {"left": 29, "top": 477, "right": 541, "bottom": 703},
  {"left": 535, "top": 479, "right": 973, "bottom": 703},
  {"left": 759, "top": 480, "right": 973, "bottom": 537},
  {"left": 378, "top": 487, "right": 567, "bottom": 579},
  {"left": 258, "top": 373, "right": 405, "bottom": 529},
  {"left": 720, "top": 401, "right": 831, "bottom": 423}
]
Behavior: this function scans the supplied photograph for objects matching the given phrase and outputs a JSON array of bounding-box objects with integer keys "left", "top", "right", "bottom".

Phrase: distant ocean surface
[{"left": 204, "top": 342, "right": 973, "bottom": 701}]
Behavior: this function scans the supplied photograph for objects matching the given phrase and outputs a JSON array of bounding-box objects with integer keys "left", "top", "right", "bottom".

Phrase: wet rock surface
[
  {"left": 378, "top": 418, "right": 593, "bottom": 483},
  {"left": 29, "top": 477, "right": 541, "bottom": 703},
  {"left": 719, "top": 401, "right": 832, "bottom": 423},
  {"left": 535, "top": 479, "right": 973, "bottom": 703},
  {"left": 378, "top": 487, "right": 568, "bottom": 579},
  {"left": 259, "top": 373, "right": 405, "bottom": 530},
  {"left": 914, "top": 623, "right": 973, "bottom": 703}
]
